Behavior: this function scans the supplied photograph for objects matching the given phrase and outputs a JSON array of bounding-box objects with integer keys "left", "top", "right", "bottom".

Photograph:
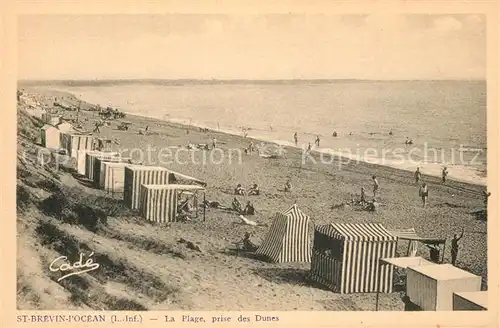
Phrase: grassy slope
[{"left": 16, "top": 87, "right": 487, "bottom": 311}]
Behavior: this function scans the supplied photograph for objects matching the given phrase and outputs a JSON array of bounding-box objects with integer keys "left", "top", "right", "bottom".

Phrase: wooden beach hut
[
  {"left": 309, "top": 223, "right": 397, "bottom": 294},
  {"left": 68, "top": 134, "right": 95, "bottom": 158},
  {"left": 100, "top": 162, "right": 129, "bottom": 193},
  {"left": 255, "top": 204, "right": 312, "bottom": 263},
  {"left": 40, "top": 125, "right": 60, "bottom": 149},
  {"left": 406, "top": 264, "right": 481, "bottom": 311},
  {"left": 85, "top": 151, "right": 119, "bottom": 181},
  {"left": 94, "top": 156, "right": 130, "bottom": 187},
  {"left": 139, "top": 184, "right": 206, "bottom": 223},
  {"left": 123, "top": 166, "right": 170, "bottom": 210}
]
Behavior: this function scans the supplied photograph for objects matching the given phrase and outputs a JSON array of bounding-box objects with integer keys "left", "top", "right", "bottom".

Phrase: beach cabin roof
[
  {"left": 56, "top": 122, "right": 75, "bottom": 132},
  {"left": 409, "top": 263, "right": 479, "bottom": 281},
  {"left": 168, "top": 169, "right": 206, "bottom": 186},
  {"left": 387, "top": 228, "right": 446, "bottom": 244},
  {"left": 128, "top": 165, "right": 168, "bottom": 171},
  {"left": 454, "top": 291, "right": 488, "bottom": 310},
  {"left": 141, "top": 184, "right": 205, "bottom": 191},
  {"left": 41, "top": 124, "right": 57, "bottom": 131},
  {"left": 315, "top": 223, "right": 396, "bottom": 242},
  {"left": 380, "top": 256, "right": 434, "bottom": 269}
]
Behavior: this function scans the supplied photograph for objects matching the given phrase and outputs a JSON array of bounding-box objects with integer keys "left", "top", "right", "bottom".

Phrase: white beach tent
[
  {"left": 40, "top": 125, "right": 61, "bottom": 149},
  {"left": 255, "top": 204, "right": 312, "bottom": 263}
]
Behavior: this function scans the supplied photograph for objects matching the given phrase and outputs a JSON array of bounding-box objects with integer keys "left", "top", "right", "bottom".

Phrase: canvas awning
[
  {"left": 380, "top": 256, "right": 434, "bottom": 269},
  {"left": 168, "top": 170, "right": 206, "bottom": 186},
  {"left": 387, "top": 228, "right": 446, "bottom": 245}
]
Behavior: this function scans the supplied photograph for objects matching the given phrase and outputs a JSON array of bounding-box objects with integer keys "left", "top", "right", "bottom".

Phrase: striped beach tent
[
  {"left": 100, "top": 162, "right": 129, "bottom": 193},
  {"left": 309, "top": 223, "right": 397, "bottom": 294},
  {"left": 123, "top": 166, "right": 170, "bottom": 210},
  {"left": 139, "top": 184, "right": 206, "bottom": 223},
  {"left": 85, "top": 151, "right": 119, "bottom": 181},
  {"left": 255, "top": 204, "right": 312, "bottom": 263}
]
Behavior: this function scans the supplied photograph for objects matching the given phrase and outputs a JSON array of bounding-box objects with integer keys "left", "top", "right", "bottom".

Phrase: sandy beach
[{"left": 17, "top": 87, "right": 487, "bottom": 311}]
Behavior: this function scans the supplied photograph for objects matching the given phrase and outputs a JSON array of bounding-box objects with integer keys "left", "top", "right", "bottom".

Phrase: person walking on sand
[
  {"left": 451, "top": 227, "right": 465, "bottom": 266},
  {"left": 293, "top": 132, "right": 298, "bottom": 146},
  {"left": 442, "top": 166, "right": 448, "bottom": 184},
  {"left": 93, "top": 121, "right": 101, "bottom": 133},
  {"left": 419, "top": 183, "right": 429, "bottom": 207},
  {"left": 315, "top": 135, "right": 320, "bottom": 147},
  {"left": 414, "top": 167, "right": 422, "bottom": 184},
  {"left": 372, "top": 176, "right": 379, "bottom": 198}
]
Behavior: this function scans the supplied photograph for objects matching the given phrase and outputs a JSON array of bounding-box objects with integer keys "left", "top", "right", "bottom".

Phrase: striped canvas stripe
[
  {"left": 255, "top": 204, "right": 311, "bottom": 263},
  {"left": 100, "top": 162, "right": 128, "bottom": 192},
  {"left": 123, "top": 166, "right": 170, "bottom": 210},
  {"left": 316, "top": 223, "right": 397, "bottom": 242},
  {"left": 139, "top": 185, "right": 178, "bottom": 223},
  {"left": 310, "top": 223, "right": 397, "bottom": 294}
]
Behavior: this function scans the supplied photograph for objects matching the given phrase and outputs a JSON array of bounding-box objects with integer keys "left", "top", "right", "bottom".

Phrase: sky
[{"left": 18, "top": 14, "right": 486, "bottom": 80}]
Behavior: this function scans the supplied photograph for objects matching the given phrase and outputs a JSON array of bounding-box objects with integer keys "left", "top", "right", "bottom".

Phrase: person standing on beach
[
  {"left": 315, "top": 135, "right": 320, "bottom": 147},
  {"left": 419, "top": 183, "right": 429, "bottom": 207},
  {"left": 442, "top": 167, "right": 448, "bottom": 184},
  {"left": 307, "top": 142, "right": 312, "bottom": 153},
  {"left": 372, "top": 176, "right": 379, "bottom": 198},
  {"left": 414, "top": 167, "right": 422, "bottom": 184},
  {"left": 294, "top": 132, "right": 298, "bottom": 146},
  {"left": 451, "top": 227, "right": 465, "bottom": 266},
  {"left": 360, "top": 187, "right": 366, "bottom": 203},
  {"left": 212, "top": 137, "right": 217, "bottom": 149}
]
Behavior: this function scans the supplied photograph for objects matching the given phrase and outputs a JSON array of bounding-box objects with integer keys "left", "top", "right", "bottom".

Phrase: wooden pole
[
  {"left": 203, "top": 193, "right": 206, "bottom": 222},
  {"left": 376, "top": 261, "right": 381, "bottom": 311},
  {"left": 441, "top": 239, "right": 446, "bottom": 264}
]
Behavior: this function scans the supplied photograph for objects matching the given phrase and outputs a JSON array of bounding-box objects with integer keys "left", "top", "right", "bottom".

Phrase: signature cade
[{"left": 49, "top": 251, "right": 100, "bottom": 282}]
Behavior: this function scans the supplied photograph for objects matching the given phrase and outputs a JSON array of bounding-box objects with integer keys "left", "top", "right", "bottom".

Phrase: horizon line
[{"left": 18, "top": 78, "right": 486, "bottom": 85}]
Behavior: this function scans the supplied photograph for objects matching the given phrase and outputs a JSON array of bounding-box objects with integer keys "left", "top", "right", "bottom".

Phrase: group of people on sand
[
  {"left": 352, "top": 176, "right": 380, "bottom": 212},
  {"left": 231, "top": 183, "right": 259, "bottom": 215},
  {"left": 234, "top": 183, "right": 260, "bottom": 196},
  {"left": 414, "top": 166, "right": 450, "bottom": 208}
]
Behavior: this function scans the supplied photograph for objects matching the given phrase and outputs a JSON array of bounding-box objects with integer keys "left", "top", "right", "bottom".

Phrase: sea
[{"left": 51, "top": 80, "right": 487, "bottom": 186}]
